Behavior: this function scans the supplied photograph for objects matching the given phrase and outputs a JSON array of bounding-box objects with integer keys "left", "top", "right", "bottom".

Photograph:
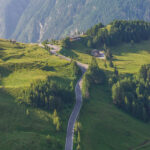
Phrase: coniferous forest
[
  {"left": 86, "top": 20, "right": 150, "bottom": 48},
  {"left": 112, "top": 65, "right": 150, "bottom": 122}
]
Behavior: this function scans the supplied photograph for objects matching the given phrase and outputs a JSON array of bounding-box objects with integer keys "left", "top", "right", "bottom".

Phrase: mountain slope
[
  {"left": 0, "top": 0, "right": 29, "bottom": 38},
  {"left": 0, "top": 0, "right": 150, "bottom": 42}
]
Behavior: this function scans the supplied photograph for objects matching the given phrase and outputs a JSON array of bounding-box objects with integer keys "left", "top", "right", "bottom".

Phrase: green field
[
  {"left": 60, "top": 39, "right": 150, "bottom": 150},
  {"left": 0, "top": 90, "right": 67, "bottom": 150},
  {"left": 1, "top": 37, "right": 150, "bottom": 150},
  {"left": 60, "top": 39, "right": 150, "bottom": 74},
  {"left": 112, "top": 40, "right": 150, "bottom": 73},
  {"left": 80, "top": 85, "right": 150, "bottom": 150},
  {"left": 0, "top": 39, "right": 76, "bottom": 150}
]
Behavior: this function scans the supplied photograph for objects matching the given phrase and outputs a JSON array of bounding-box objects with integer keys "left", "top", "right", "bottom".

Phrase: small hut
[
  {"left": 70, "top": 36, "right": 81, "bottom": 41},
  {"left": 91, "top": 49, "right": 105, "bottom": 59},
  {"left": 10, "top": 39, "right": 17, "bottom": 44},
  {"left": 91, "top": 49, "right": 100, "bottom": 57}
]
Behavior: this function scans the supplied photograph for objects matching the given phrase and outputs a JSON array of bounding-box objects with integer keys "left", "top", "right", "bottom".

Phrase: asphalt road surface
[
  {"left": 41, "top": 43, "right": 88, "bottom": 150},
  {"left": 65, "top": 65, "right": 87, "bottom": 150}
]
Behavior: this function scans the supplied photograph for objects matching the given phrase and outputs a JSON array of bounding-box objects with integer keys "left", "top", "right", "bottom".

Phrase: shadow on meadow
[
  {"left": 60, "top": 48, "right": 79, "bottom": 59},
  {"left": 2, "top": 54, "right": 25, "bottom": 61},
  {"left": 111, "top": 40, "right": 150, "bottom": 56}
]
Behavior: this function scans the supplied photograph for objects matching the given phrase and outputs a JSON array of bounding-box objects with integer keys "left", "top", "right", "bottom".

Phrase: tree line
[
  {"left": 82, "top": 57, "right": 106, "bottom": 98},
  {"left": 86, "top": 20, "right": 150, "bottom": 48},
  {"left": 112, "top": 64, "right": 150, "bottom": 122}
]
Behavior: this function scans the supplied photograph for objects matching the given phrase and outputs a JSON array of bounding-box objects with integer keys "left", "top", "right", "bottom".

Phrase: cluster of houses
[
  {"left": 70, "top": 36, "right": 81, "bottom": 42},
  {"left": 69, "top": 30, "right": 84, "bottom": 41}
]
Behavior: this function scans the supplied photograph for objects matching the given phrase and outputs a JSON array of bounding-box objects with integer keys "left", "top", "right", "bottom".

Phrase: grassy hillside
[
  {"left": 0, "top": 39, "right": 71, "bottom": 90},
  {"left": 0, "top": 39, "right": 75, "bottom": 150},
  {"left": 60, "top": 39, "right": 150, "bottom": 149},
  {"left": 60, "top": 39, "right": 150, "bottom": 73},
  {"left": 111, "top": 40, "right": 150, "bottom": 73},
  {"left": 80, "top": 85, "right": 150, "bottom": 150},
  {"left": 1, "top": 34, "right": 150, "bottom": 150}
]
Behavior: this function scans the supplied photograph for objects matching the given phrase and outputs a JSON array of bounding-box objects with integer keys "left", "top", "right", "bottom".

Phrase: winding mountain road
[
  {"left": 65, "top": 65, "right": 87, "bottom": 150},
  {"left": 46, "top": 44, "right": 88, "bottom": 150}
]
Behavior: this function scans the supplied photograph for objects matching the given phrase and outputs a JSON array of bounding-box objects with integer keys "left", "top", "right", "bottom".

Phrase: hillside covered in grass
[
  {"left": 1, "top": 19, "right": 150, "bottom": 150},
  {"left": 0, "top": 39, "right": 79, "bottom": 150},
  {"left": 59, "top": 21, "right": 150, "bottom": 150}
]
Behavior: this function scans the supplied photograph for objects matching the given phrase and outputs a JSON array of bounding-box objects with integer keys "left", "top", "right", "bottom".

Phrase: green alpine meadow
[{"left": 0, "top": 1, "right": 150, "bottom": 150}]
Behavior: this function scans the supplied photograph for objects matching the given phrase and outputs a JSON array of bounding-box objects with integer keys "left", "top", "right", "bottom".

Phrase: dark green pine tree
[
  {"left": 89, "top": 57, "right": 106, "bottom": 84},
  {"left": 109, "top": 59, "right": 114, "bottom": 68},
  {"left": 139, "top": 65, "right": 147, "bottom": 81},
  {"left": 62, "top": 37, "right": 71, "bottom": 49},
  {"left": 70, "top": 60, "right": 81, "bottom": 77}
]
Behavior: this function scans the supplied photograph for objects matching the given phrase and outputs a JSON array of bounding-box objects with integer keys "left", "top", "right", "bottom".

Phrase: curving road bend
[
  {"left": 42, "top": 44, "right": 88, "bottom": 150},
  {"left": 65, "top": 64, "right": 87, "bottom": 150}
]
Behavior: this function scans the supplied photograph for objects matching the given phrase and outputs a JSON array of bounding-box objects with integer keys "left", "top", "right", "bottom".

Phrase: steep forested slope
[{"left": 0, "top": 0, "right": 150, "bottom": 42}]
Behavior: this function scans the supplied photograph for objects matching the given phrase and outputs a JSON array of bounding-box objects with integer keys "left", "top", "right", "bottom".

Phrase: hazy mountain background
[{"left": 0, "top": 0, "right": 150, "bottom": 43}]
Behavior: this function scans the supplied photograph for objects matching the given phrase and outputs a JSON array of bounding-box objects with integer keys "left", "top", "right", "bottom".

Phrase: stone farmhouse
[{"left": 91, "top": 49, "right": 105, "bottom": 59}]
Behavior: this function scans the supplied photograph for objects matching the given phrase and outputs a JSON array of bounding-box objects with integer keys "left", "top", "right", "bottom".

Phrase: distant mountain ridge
[{"left": 0, "top": 0, "right": 150, "bottom": 43}]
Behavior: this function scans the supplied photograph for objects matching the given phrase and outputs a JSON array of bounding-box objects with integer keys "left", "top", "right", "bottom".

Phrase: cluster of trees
[
  {"left": 112, "top": 64, "right": 150, "bottom": 122},
  {"left": 86, "top": 23, "right": 104, "bottom": 37},
  {"left": 86, "top": 20, "right": 150, "bottom": 48},
  {"left": 52, "top": 109, "right": 61, "bottom": 131},
  {"left": 108, "top": 67, "right": 119, "bottom": 86},
  {"left": 42, "top": 39, "right": 60, "bottom": 45},
  {"left": 21, "top": 79, "right": 73, "bottom": 112},
  {"left": 44, "top": 45, "right": 50, "bottom": 52},
  {"left": 104, "top": 45, "right": 114, "bottom": 67},
  {"left": 74, "top": 122, "right": 82, "bottom": 150},
  {"left": 41, "top": 40, "right": 51, "bottom": 51},
  {"left": 70, "top": 60, "right": 81, "bottom": 77},
  {"left": 19, "top": 61, "right": 81, "bottom": 112},
  {"left": 82, "top": 57, "right": 106, "bottom": 98},
  {"left": 42, "top": 40, "right": 49, "bottom": 45},
  {"left": 61, "top": 37, "right": 71, "bottom": 49}
]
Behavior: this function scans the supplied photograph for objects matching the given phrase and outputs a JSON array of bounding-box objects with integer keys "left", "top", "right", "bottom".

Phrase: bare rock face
[{"left": 0, "top": 0, "right": 150, "bottom": 43}]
